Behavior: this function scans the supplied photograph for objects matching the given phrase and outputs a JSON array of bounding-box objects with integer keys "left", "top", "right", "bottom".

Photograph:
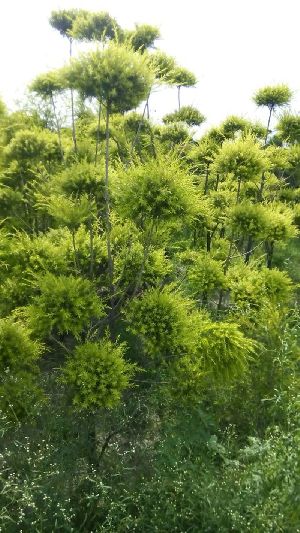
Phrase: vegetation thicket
[{"left": 0, "top": 8, "right": 299, "bottom": 532}]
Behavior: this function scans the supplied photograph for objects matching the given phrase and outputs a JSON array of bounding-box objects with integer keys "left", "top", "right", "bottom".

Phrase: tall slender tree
[
  {"left": 65, "top": 43, "right": 153, "bottom": 324},
  {"left": 49, "top": 9, "right": 88, "bottom": 154},
  {"left": 253, "top": 84, "right": 292, "bottom": 199}
]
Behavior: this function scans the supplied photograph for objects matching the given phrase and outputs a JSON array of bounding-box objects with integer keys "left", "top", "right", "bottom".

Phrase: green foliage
[
  {"left": 0, "top": 13, "right": 299, "bottom": 532},
  {"left": 24, "top": 274, "right": 103, "bottom": 339},
  {"left": 62, "top": 339, "right": 136, "bottom": 409},
  {"left": 67, "top": 43, "right": 154, "bottom": 112},
  {"left": 253, "top": 84, "right": 292, "bottom": 109},
  {"left": 0, "top": 97, "right": 7, "bottom": 117},
  {"left": 0, "top": 320, "right": 43, "bottom": 419},
  {"left": 126, "top": 287, "right": 195, "bottom": 359},
  {"left": 212, "top": 135, "right": 267, "bottom": 182},
  {"left": 51, "top": 160, "right": 104, "bottom": 199},
  {"left": 286, "top": 144, "right": 300, "bottom": 187},
  {"left": 72, "top": 11, "right": 120, "bottom": 42},
  {"left": 220, "top": 115, "right": 266, "bottom": 140},
  {"left": 277, "top": 112, "right": 300, "bottom": 144},
  {"left": 188, "top": 136, "right": 219, "bottom": 173},
  {"left": 228, "top": 263, "right": 267, "bottom": 313},
  {"left": 197, "top": 321, "right": 255, "bottom": 380},
  {"left": 49, "top": 9, "right": 83, "bottom": 38},
  {"left": 187, "top": 253, "right": 227, "bottom": 294},
  {"left": 148, "top": 51, "right": 177, "bottom": 84},
  {"left": 158, "top": 122, "right": 190, "bottom": 147},
  {"left": 171, "top": 66, "right": 197, "bottom": 87},
  {"left": 228, "top": 265, "right": 292, "bottom": 316},
  {"left": 46, "top": 194, "right": 92, "bottom": 229},
  {"left": 0, "top": 372, "right": 44, "bottom": 421},
  {"left": 265, "top": 204, "right": 297, "bottom": 242},
  {"left": 230, "top": 201, "right": 268, "bottom": 237},
  {"left": 114, "top": 156, "right": 198, "bottom": 226},
  {"left": 97, "top": 425, "right": 300, "bottom": 532},
  {"left": 0, "top": 319, "right": 42, "bottom": 371},
  {"left": 163, "top": 105, "right": 205, "bottom": 127},
  {"left": 4, "top": 128, "right": 62, "bottom": 168},
  {"left": 260, "top": 267, "right": 292, "bottom": 303},
  {"left": 126, "top": 24, "right": 160, "bottom": 52},
  {"left": 30, "top": 70, "right": 65, "bottom": 98}
]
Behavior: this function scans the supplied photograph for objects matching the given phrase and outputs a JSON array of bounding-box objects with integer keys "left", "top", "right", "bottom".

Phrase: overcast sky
[{"left": 1, "top": 0, "right": 299, "bottom": 130}]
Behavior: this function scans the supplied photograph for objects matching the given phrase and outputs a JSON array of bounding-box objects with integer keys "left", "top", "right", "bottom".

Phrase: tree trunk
[
  {"left": 259, "top": 106, "right": 273, "bottom": 201},
  {"left": 203, "top": 164, "right": 210, "bottom": 195},
  {"left": 89, "top": 215, "right": 94, "bottom": 278},
  {"left": 244, "top": 235, "right": 253, "bottom": 264},
  {"left": 87, "top": 413, "right": 98, "bottom": 467},
  {"left": 71, "top": 229, "right": 78, "bottom": 271},
  {"left": 104, "top": 106, "right": 114, "bottom": 301},
  {"left": 215, "top": 173, "right": 220, "bottom": 191},
  {"left": 94, "top": 101, "right": 101, "bottom": 165},
  {"left": 130, "top": 94, "right": 148, "bottom": 159},
  {"left": 218, "top": 178, "right": 242, "bottom": 310},
  {"left": 69, "top": 38, "right": 77, "bottom": 155},
  {"left": 264, "top": 106, "right": 273, "bottom": 146},
  {"left": 236, "top": 177, "right": 242, "bottom": 203},
  {"left": 266, "top": 240, "right": 274, "bottom": 269},
  {"left": 50, "top": 93, "right": 63, "bottom": 159},
  {"left": 177, "top": 85, "right": 181, "bottom": 111},
  {"left": 206, "top": 230, "right": 211, "bottom": 252}
]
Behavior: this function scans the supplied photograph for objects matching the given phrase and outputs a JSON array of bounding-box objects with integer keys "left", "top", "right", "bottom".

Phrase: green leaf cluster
[
  {"left": 114, "top": 156, "right": 198, "bottom": 226},
  {"left": 24, "top": 274, "right": 103, "bottom": 339},
  {"left": 61, "top": 339, "right": 136, "bottom": 409},
  {"left": 163, "top": 105, "right": 205, "bottom": 127},
  {"left": 67, "top": 43, "right": 154, "bottom": 112}
]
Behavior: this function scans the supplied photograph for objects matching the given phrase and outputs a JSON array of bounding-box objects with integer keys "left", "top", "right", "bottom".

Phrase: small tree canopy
[
  {"left": 230, "top": 202, "right": 269, "bottom": 237},
  {"left": 277, "top": 113, "right": 300, "bottom": 144},
  {"left": 72, "top": 11, "right": 121, "bottom": 42},
  {"left": 126, "top": 24, "right": 160, "bottom": 52},
  {"left": 49, "top": 9, "right": 87, "bottom": 38},
  {"left": 212, "top": 136, "right": 267, "bottom": 182},
  {"left": 30, "top": 70, "right": 65, "bottom": 98},
  {"left": 163, "top": 106, "right": 206, "bottom": 127},
  {"left": 148, "top": 51, "right": 177, "bottom": 84},
  {"left": 24, "top": 274, "right": 104, "bottom": 339},
  {"left": 66, "top": 43, "right": 154, "bottom": 112},
  {"left": 253, "top": 84, "right": 292, "bottom": 110},
  {"left": 171, "top": 66, "right": 197, "bottom": 88},
  {"left": 220, "top": 115, "right": 266, "bottom": 140},
  {"left": 0, "top": 319, "right": 42, "bottom": 372},
  {"left": 61, "top": 339, "right": 136, "bottom": 410},
  {"left": 4, "top": 128, "right": 62, "bottom": 166},
  {"left": 114, "top": 156, "right": 198, "bottom": 226}
]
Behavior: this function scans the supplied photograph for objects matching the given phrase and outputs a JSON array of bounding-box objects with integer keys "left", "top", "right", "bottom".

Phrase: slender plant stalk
[
  {"left": 218, "top": 178, "right": 242, "bottom": 310},
  {"left": 104, "top": 106, "right": 113, "bottom": 296},
  {"left": 244, "top": 235, "right": 253, "bottom": 264},
  {"left": 130, "top": 95, "right": 148, "bottom": 159},
  {"left": 89, "top": 216, "right": 94, "bottom": 278},
  {"left": 206, "top": 230, "right": 211, "bottom": 252},
  {"left": 71, "top": 229, "right": 78, "bottom": 271},
  {"left": 69, "top": 37, "right": 77, "bottom": 155},
  {"left": 132, "top": 223, "right": 154, "bottom": 297},
  {"left": 50, "top": 93, "right": 63, "bottom": 159},
  {"left": 203, "top": 164, "right": 210, "bottom": 195},
  {"left": 94, "top": 101, "right": 102, "bottom": 165},
  {"left": 259, "top": 105, "right": 273, "bottom": 201},
  {"left": 266, "top": 240, "right": 275, "bottom": 269}
]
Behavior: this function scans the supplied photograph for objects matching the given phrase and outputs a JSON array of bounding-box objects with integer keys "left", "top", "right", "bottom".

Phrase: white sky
[{"left": 1, "top": 0, "right": 299, "bottom": 130}]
